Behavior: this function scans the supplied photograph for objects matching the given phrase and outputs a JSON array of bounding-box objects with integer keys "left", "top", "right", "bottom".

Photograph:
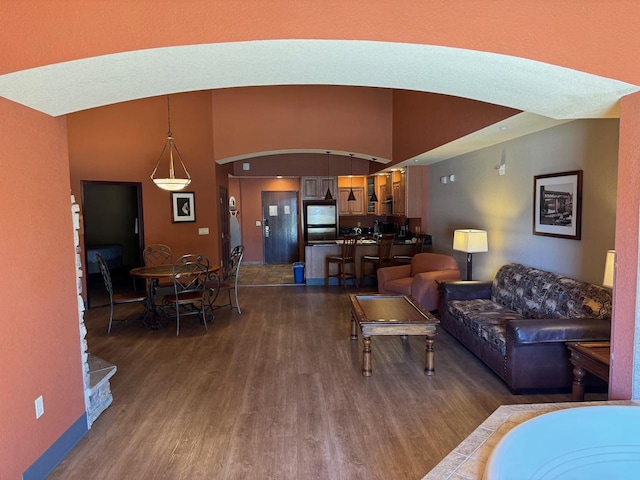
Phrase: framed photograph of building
[
  {"left": 533, "top": 170, "right": 582, "bottom": 240},
  {"left": 171, "top": 191, "right": 195, "bottom": 223}
]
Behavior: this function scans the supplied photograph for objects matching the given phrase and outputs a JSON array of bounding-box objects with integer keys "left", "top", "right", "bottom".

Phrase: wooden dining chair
[
  {"left": 162, "top": 254, "right": 210, "bottom": 336},
  {"left": 393, "top": 234, "right": 431, "bottom": 265},
  {"left": 361, "top": 234, "right": 395, "bottom": 285},
  {"left": 95, "top": 253, "right": 147, "bottom": 334},
  {"left": 325, "top": 235, "right": 358, "bottom": 288}
]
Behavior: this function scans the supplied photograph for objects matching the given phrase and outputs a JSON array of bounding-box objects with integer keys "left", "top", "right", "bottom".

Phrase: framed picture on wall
[
  {"left": 533, "top": 170, "right": 582, "bottom": 240},
  {"left": 171, "top": 191, "right": 196, "bottom": 223}
]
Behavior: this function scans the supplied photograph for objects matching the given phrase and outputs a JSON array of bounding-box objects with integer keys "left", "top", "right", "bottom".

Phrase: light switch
[
  {"left": 198, "top": 227, "right": 209, "bottom": 235},
  {"left": 256, "top": 220, "right": 261, "bottom": 226}
]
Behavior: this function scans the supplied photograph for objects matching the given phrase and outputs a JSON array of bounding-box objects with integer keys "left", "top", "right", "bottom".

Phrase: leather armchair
[{"left": 377, "top": 253, "right": 461, "bottom": 311}]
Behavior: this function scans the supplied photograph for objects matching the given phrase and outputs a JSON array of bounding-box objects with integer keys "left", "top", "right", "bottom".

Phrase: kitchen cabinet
[
  {"left": 302, "top": 176, "right": 336, "bottom": 200},
  {"left": 392, "top": 170, "right": 405, "bottom": 216},
  {"left": 338, "top": 187, "right": 365, "bottom": 215},
  {"left": 390, "top": 166, "right": 424, "bottom": 218}
]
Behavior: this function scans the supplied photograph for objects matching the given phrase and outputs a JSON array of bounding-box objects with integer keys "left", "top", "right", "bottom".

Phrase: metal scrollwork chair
[
  {"left": 96, "top": 253, "right": 147, "bottom": 334},
  {"left": 162, "top": 254, "right": 210, "bottom": 336},
  {"left": 213, "top": 245, "right": 244, "bottom": 314},
  {"left": 143, "top": 243, "right": 173, "bottom": 266},
  {"left": 142, "top": 243, "right": 173, "bottom": 294}
]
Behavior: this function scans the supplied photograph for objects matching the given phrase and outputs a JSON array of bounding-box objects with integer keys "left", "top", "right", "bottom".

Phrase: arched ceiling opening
[{"left": 1, "top": 40, "right": 638, "bottom": 164}]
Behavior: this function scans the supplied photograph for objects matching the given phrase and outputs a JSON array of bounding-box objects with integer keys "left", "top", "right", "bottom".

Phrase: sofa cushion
[
  {"left": 541, "top": 277, "right": 612, "bottom": 320},
  {"left": 448, "top": 299, "right": 525, "bottom": 355},
  {"left": 491, "top": 263, "right": 556, "bottom": 317},
  {"left": 384, "top": 277, "right": 413, "bottom": 296}
]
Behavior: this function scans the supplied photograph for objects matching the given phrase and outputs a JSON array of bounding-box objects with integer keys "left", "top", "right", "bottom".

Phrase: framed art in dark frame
[
  {"left": 171, "top": 191, "right": 195, "bottom": 223},
  {"left": 533, "top": 170, "right": 582, "bottom": 240}
]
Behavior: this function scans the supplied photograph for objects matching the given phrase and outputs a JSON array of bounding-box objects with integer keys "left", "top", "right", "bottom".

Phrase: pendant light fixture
[
  {"left": 369, "top": 157, "right": 379, "bottom": 202},
  {"left": 324, "top": 151, "right": 333, "bottom": 201},
  {"left": 348, "top": 153, "right": 356, "bottom": 201},
  {"left": 150, "top": 95, "right": 192, "bottom": 191}
]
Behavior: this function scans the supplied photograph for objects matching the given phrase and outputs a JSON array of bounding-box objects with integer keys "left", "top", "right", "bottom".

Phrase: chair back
[
  {"left": 377, "top": 234, "right": 395, "bottom": 267},
  {"left": 95, "top": 253, "right": 114, "bottom": 301},
  {"left": 341, "top": 235, "right": 358, "bottom": 261},
  {"left": 143, "top": 244, "right": 172, "bottom": 266},
  {"left": 172, "top": 254, "right": 209, "bottom": 296},
  {"left": 226, "top": 245, "right": 244, "bottom": 285}
]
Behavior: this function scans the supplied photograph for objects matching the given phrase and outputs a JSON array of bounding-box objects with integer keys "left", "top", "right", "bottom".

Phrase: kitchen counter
[
  {"left": 304, "top": 241, "right": 415, "bottom": 285},
  {"left": 306, "top": 238, "right": 417, "bottom": 246}
]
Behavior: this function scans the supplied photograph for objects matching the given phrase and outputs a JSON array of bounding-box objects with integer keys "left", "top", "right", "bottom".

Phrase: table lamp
[
  {"left": 603, "top": 250, "right": 615, "bottom": 288},
  {"left": 453, "top": 229, "right": 488, "bottom": 281}
]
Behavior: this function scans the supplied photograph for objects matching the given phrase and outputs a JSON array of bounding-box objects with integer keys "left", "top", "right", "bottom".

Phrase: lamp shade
[
  {"left": 603, "top": 250, "right": 615, "bottom": 288},
  {"left": 453, "top": 229, "right": 488, "bottom": 253}
]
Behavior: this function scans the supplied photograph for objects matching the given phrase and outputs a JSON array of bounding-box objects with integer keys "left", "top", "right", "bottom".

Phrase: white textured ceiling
[{"left": 1, "top": 40, "right": 637, "bottom": 164}]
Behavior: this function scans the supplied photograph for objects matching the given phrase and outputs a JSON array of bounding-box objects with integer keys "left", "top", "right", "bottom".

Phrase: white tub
[{"left": 484, "top": 405, "right": 640, "bottom": 479}]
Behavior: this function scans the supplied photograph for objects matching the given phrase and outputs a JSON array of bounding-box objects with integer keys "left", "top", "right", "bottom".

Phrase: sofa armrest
[
  {"left": 507, "top": 318, "right": 611, "bottom": 345},
  {"left": 439, "top": 280, "right": 492, "bottom": 302}
]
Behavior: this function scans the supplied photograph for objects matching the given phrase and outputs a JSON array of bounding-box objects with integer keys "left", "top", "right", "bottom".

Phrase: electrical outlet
[{"left": 35, "top": 395, "right": 44, "bottom": 419}]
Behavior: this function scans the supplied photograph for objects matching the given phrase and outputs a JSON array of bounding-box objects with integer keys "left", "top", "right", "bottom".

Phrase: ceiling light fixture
[
  {"left": 324, "top": 151, "right": 333, "bottom": 201},
  {"left": 348, "top": 154, "right": 356, "bottom": 201},
  {"left": 369, "top": 158, "right": 379, "bottom": 202},
  {"left": 150, "top": 95, "right": 191, "bottom": 191}
]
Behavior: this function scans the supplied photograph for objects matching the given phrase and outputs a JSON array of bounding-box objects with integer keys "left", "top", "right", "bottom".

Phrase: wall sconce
[
  {"left": 603, "top": 250, "right": 615, "bottom": 288},
  {"left": 453, "top": 229, "right": 488, "bottom": 281},
  {"left": 150, "top": 95, "right": 192, "bottom": 191}
]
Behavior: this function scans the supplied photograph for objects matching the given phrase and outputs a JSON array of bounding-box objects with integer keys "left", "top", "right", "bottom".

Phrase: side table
[{"left": 566, "top": 341, "right": 611, "bottom": 401}]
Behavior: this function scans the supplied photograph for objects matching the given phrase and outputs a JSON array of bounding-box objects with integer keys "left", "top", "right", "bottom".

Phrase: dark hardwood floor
[{"left": 49, "top": 285, "right": 599, "bottom": 479}]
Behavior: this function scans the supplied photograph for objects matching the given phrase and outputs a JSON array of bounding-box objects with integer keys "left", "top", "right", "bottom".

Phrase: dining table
[{"left": 129, "top": 263, "right": 221, "bottom": 328}]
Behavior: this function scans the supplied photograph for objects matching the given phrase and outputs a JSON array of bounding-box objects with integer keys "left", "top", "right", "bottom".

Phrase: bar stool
[
  {"left": 393, "top": 234, "right": 431, "bottom": 265},
  {"left": 326, "top": 235, "right": 358, "bottom": 288},
  {"left": 361, "top": 234, "right": 395, "bottom": 285}
]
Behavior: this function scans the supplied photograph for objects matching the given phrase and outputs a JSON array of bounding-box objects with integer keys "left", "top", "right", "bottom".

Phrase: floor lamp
[{"left": 453, "top": 229, "right": 488, "bottom": 281}]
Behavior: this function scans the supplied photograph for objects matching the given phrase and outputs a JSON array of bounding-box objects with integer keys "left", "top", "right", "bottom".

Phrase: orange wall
[
  {"left": 610, "top": 91, "right": 640, "bottom": 399},
  {"left": 237, "top": 178, "right": 301, "bottom": 263},
  {"left": 3, "top": 2, "right": 640, "bottom": 85},
  {"left": 392, "top": 91, "right": 520, "bottom": 165},
  {"left": 0, "top": 98, "right": 85, "bottom": 480},
  {"left": 232, "top": 153, "right": 372, "bottom": 177},
  {"left": 212, "top": 86, "right": 393, "bottom": 161},
  {"left": 4, "top": 2, "right": 640, "bottom": 476},
  {"left": 68, "top": 91, "right": 221, "bottom": 272}
]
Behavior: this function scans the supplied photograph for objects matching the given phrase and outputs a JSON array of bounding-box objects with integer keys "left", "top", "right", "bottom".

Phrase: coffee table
[
  {"left": 349, "top": 294, "right": 439, "bottom": 376},
  {"left": 566, "top": 341, "right": 611, "bottom": 401}
]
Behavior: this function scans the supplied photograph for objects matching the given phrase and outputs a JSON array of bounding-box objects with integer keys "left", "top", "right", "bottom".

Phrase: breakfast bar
[{"left": 304, "top": 239, "right": 415, "bottom": 285}]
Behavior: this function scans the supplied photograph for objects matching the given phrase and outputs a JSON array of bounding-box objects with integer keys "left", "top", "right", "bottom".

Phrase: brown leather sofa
[
  {"left": 377, "top": 253, "right": 461, "bottom": 311},
  {"left": 439, "top": 263, "right": 612, "bottom": 393}
]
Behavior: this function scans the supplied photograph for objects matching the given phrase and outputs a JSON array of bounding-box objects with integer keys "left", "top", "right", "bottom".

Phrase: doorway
[
  {"left": 262, "top": 191, "right": 299, "bottom": 264},
  {"left": 82, "top": 181, "right": 144, "bottom": 308}
]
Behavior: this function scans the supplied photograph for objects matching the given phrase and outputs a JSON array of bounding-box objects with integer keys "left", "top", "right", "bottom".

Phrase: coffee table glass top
[{"left": 350, "top": 294, "right": 437, "bottom": 324}]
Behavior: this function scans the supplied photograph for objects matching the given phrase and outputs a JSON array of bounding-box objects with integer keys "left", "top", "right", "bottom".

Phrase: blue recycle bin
[{"left": 293, "top": 262, "right": 305, "bottom": 284}]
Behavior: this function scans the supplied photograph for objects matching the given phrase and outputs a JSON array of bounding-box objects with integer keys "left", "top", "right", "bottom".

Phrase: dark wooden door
[
  {"left": 262, "top": 191, "right": 299, "bottom": 264},
  {"left": 219, "top": 186, "right": 231, "bottom": 272}
]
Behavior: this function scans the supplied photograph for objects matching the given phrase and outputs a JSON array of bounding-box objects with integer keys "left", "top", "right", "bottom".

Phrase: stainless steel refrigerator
[{"left": 304, "top": 200, "right": 338, "bottom": 242}]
